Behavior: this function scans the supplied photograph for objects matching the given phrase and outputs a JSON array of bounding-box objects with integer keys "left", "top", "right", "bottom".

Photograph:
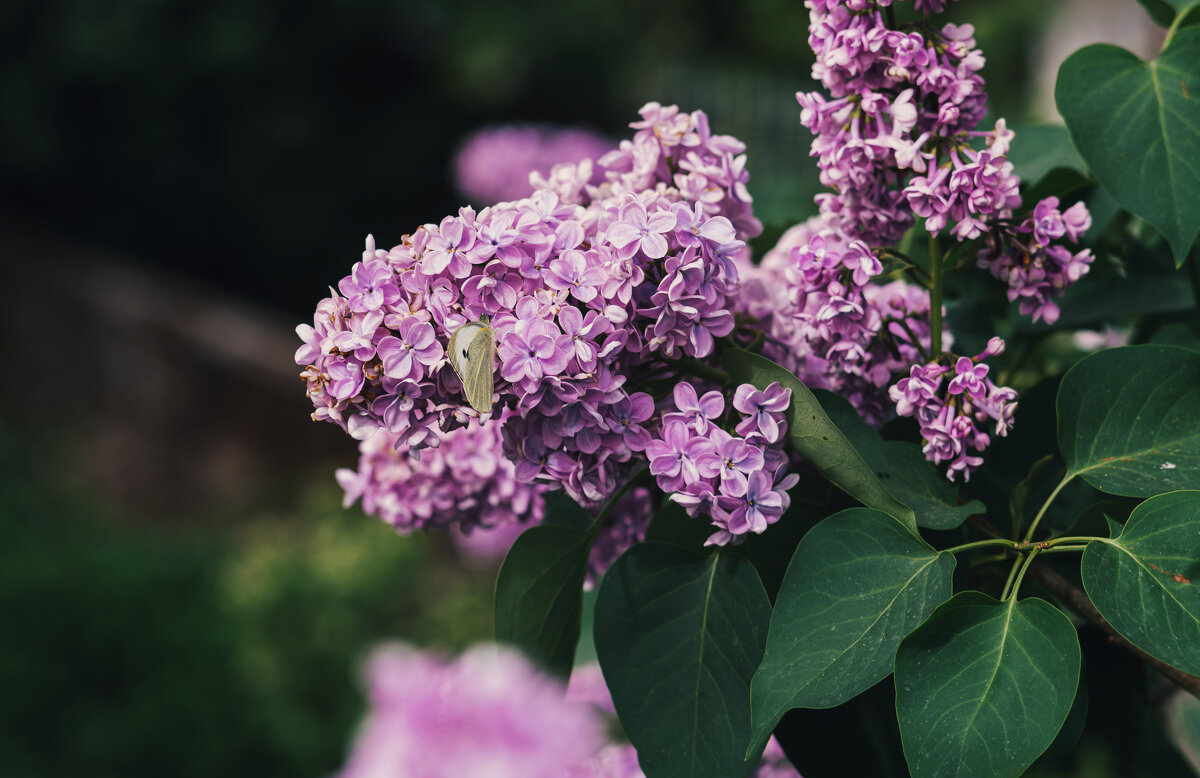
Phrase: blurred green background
[{"left": 0, "top": 1, "right": 1186, "bottom": 776}]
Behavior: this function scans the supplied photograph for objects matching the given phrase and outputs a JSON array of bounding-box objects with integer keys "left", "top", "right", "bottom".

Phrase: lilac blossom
[
  {"left": 337, "top": 415, "right": 546, "bottom": 535},
  {"left": 646, "top": 420, "right": 720, "bottom": 492},
  {"left": 643, "top": 381, "right": 798, "bottom": 546},
  {"left": 888, "top": 340, "right": 1018, "bottom": 481},
  {"left": 733, "top": 382, "right": 791, "bottom": 443},
  {"left": 300, "top": 103, "right": 763, "bottom": 515},
  {"left": 454, "top": 124, "right": 614, "bottom": 205},
  {"left": 338, "top": 644, "right": 607, "bottom": 778},
  {"left": 377, "top": 316, "right": 442, "bottom": 381},
  {"left": 606, "top": 196, "right": 678, "bottom": 260},
  {"left": 339, "top": 260, "right": 401, "bottom": 313}
]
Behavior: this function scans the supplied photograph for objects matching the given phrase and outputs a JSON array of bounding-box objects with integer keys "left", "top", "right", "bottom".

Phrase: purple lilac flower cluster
[
  {"left": 338, "top": 644, "right": 608, "bottom": 778},
  {"left": 336, "top": 415, "right": 546, "bottom": 535},
  {"left": 889, "top": 336, "right": 1017, "bottom": 480},
  {"left": 299, "top": 103, "right": 762, "bottom": 534},
  {"left": 340, "top": 644, "right": 800, "bottom": 778},
  {"left": 799, "top": 0, "right": 1092, "bottom": 287},
  {"left": 454, "top": 124, "right": 615, "bottom": 205},
  {"left": 736, "top": 212, "right": 941, "bottom": 425},
  {"left": 978, "top": 195, "right": 1093, "bottom": 324},
  {"left": 800, "top": 0, "right": 989, "bottom": 246},
  {"left": 338, "top": 419, "right": 653, "bottom": 581},
  {"left": 646, "top": 381, "right": 800, "bottom": 546}
]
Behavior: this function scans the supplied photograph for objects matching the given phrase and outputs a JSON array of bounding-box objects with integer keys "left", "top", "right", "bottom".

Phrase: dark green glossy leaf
[
  {"left": 817, "top": 391, "right": 985, "bottom": 530},
  {"left": 723, "top": 348, "right": 915, "bottom": 530},
  {"left": 1058, "top": 345, "right": 1200, "bottom": 496},
  {"left": 1081, "top": 490, "right": 1200, "bottom": 676},
  {"left": 895, "top": 592, "right": 1081, "bottom": 778},
  {"left": 596, "top": 543, "right": 771, "bottom": 778},
  {"left": 1056, "top": 29, "right": 1200, "bottom": 265},
  {"left": 749, "top": 509, "right": 954, "bottom": 749},
  {"left": 1006, "top": 125, "right": 1087, "bottom": 185},
  {"left": 494, "top": 523, "right": 592, "bottom": 678}
]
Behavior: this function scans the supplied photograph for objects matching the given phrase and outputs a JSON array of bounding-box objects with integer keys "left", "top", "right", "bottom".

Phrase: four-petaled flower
[{"left": 606, "top": 196, "right": 677, "bottom": 260}]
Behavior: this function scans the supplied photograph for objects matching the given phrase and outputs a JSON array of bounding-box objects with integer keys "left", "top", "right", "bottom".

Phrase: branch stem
[
  {"left": 1025, "top": 560, "right": 1200, "bottom": 697},
  {"left": 929, "top": 234, "right": 944, "bottom": 355},
  {"left": 1003, "top": 548, "right": 1042, "bottom": 601}
]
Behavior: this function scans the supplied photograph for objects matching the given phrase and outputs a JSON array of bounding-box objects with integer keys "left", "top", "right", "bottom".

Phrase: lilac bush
[{"left": 297, "top": 0, "right": 1200, "bottom": 774}]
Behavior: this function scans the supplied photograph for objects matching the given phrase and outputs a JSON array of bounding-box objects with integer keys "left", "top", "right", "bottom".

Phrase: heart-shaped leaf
[
  {"left": 1081, "top": 490, "right": 1200, "bottom": 676},
  {"left": 1056, "top": 29, "right": 1200, "bottom": 265},
  {"left": 894, "top": 592, "right": 1081, "bottom": 778},
  {"left": 817, "top": 391, "right": 985, "bottom": 530},
  {"left": 749, "top": 509, "right": 954, "bottom": 751},
  {"left": 1058, "top": 344, "right": 1200, "bottom": 496},
  {"left": 595, "top": 543, "right": 772, "bottom": 778},
  {"left": 723, "top": 348, "right": 916, "bottom": 530},
  {"left": 494, "top": 519, "right": 593, "bottom": 679}
]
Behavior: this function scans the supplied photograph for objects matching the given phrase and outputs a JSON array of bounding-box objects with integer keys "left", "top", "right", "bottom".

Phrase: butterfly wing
[
  {"left": 463, "top": 324, "right": 496, "bottom": 413},
  {"left": 448, "top": 321, "right": 485, "bottom": 385},
  {"left": 447, "top": 321, "right": 494, "bottom": 413}
]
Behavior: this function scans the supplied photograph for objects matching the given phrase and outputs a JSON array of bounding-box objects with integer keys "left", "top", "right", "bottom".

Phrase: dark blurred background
[{"left": 0, "top": 1, "right": 1173, "bottom": 776}]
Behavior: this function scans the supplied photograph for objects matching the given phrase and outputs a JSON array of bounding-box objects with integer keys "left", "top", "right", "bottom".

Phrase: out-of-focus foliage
[
  {"left": 0, "top": 0, "right": 1045, "bottom": 316},
  {"left": 0, "top": 424, "right": 493, "bottom": 777}
]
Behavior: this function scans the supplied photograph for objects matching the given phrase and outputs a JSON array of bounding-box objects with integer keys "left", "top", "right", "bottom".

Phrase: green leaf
[
  {"left": 1058, "top": 344, "right": 1200, "bottom": 496},
  {"left": 772, "top": 680, "right": 908, "bottom": 778},
  {"left": 894, "top": 592, "right": 1082, "bottom": 778},
  {"left": 493, "top": 523, "right": 592, "bottom": 678},
  {"left": 1006, "top": 125, "right": 1088, "bottom": 185},
  {"left": 1015, "top": 274, "right": 1196, "bottom": 332},
  {"left": 595, "top": 543, "right": 771, "bottom": 778},
  {"left": 749, "top": 509, "right": 954, "bottom": 749},
  {"left": 1139, "top": 0, "right": 1178, "bottom": 27},
  {"left": 644, "top": 500, "right": 714, "bottom": 553},
  {"left": 1151, "top": 322, "right": 1200, "bottom": 352},
  {"left": 1056, "top": 29, "right": 1200, "bottom": 265},
  {"left": 540, "top": 490, "right": 594, "bottom": 530},
  {"left": 1081, "top": 490, "right": 1200, "bottom": 676},
  {"left": 1165, "top": 688, "right": 1200, "bottom": 773},
  {"left": 722, "top": 348, "right": 916, "bottom": 530},
  {"left": 817, "top": 390, "right": 986, "bottom": 530},
  {"left": 1165, "top": 0, "right": 1200, "bottom": 14}
]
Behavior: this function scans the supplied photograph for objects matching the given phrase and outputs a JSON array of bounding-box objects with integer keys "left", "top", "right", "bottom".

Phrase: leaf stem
[
  {"left": 592, "top": 464, "right": 651, "bottom": 533},
  {"left": 678, "top": 356, "right": 732, "bottom": 386},
  {"left": 943, "top": 536, "right": 1098, "bottom": 556},
  {"left": 1022, "top": 473, "right": 1074, "bottom": 543},
  {"left": 1000, "top": 555, "right": 1023, "bottom": 601},
  {"left": 928, "top": 233, "right": 944, "bottom": 355},
  {"left": 944, "top": 538, "right": 1015, "bottom": 555},
  {"left": 1163, "top": 7, "right": 1189, "bottom": 50},
  {"left": 1003, "top": 547, "right": 1042, "bottom": 601}
]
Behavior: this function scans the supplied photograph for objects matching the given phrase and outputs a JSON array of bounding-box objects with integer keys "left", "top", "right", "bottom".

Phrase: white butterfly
[{"left": 447, "top": 319, "right": 496, "bottom": 413}]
